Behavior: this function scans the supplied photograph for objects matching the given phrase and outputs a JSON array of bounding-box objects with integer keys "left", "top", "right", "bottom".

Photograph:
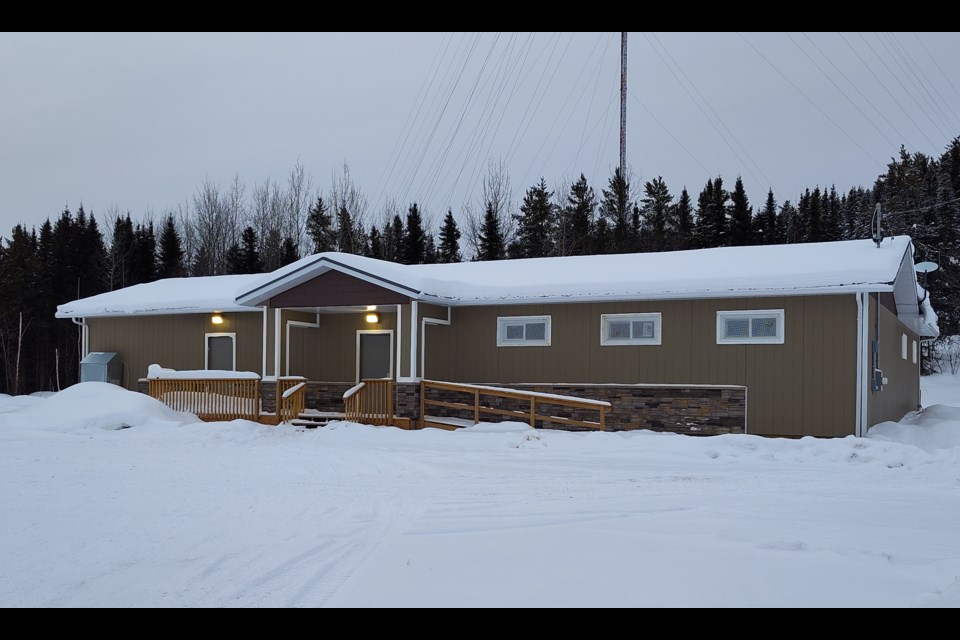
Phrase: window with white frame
[
  {"left": 601, "top": 313, "right": 662, "bottom": 346},
  {"left": 901, "top": 333, "right": 908, "bottom": 360},
  {"left": 912, "top": 340, "right": 918, "bottom": 364},
  {"left": 716, "top": 310, "right": 784, "bottom": 344},
  {"left": 496, "top": 315, "right": 551, "bottom": 347}
]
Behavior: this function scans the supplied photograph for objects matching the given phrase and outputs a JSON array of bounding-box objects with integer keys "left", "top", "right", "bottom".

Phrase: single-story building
[{"left": 56, "top": 235, "right": 938, "bottom": 437}]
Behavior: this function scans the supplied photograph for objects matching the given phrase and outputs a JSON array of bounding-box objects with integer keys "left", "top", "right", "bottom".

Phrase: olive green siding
[
  {"left": 867, "top": 295, "right": 920, "bottom": 426},
  {"left": 87, "top": 312, "right": 263, "bottom": 390},
  {"left": 424, "top": 295, "right": 859, "bottom": 437}
]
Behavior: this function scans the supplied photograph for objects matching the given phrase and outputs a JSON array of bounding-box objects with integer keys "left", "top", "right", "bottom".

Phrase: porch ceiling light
[
  {"left": 365, "top": 312, "right": 380, "bottom": 324},
  {"left": 366, "top": 305, "right": 377, "bottom": 311},
  {"left": 211, "top": 313, "right": 224, "bottom": 325}
]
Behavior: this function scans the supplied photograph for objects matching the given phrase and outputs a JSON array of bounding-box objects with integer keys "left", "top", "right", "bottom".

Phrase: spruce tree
[
  {"left": 593, "top": 217, "right": 611, "bottom": 254},
  {"left": 402, "top": 203, "right": 427, "bottom": 265},
  {"left": 511, "top": 178, "right": 555, "bottom": 258},
  {"left": 130, "top": 222, "right": 156, "bottom": 285},
  {"left": 280, "top": 237, "right": 299, "bottom": 267},
  {"left": 157, "top": 214, "right": 185, "bottom": 278},
  {"left": 437, "top": 210, "right": 463, "bottom": 263},
  {"left": 367, "top": 225, "right": 384, "bottom": 260},
  {"left": 727, "top": 176, "right": 753, "bottom": 246},
  {"left": 562, "top": 174, "right": 596, "bottom": 256},
  {"left": 336, "top": 206, "right": 355, "bottom": 254},
  {"left": 599, "top": 167, "right": 633, "bottom": 253},
  {"left": 672, "top": 187, "right": 694, "bottom": 251},
  {"left": 755, "top": 189, "right": 779, "bottom": 245},
  {"left": 477, "top": 202, "right": 506, "bottom": 261},
  {"left": 640, "top": 176, "right": 672, "bottom": 252},
  {"left": 307, "top": 195, "right": 336, "bottom": 254},
  {"left": 806, "top": 187, "right": 823, "bottom": 242},
  {"left": 228, "top": 226, "right": 263, "bottom": 274}
]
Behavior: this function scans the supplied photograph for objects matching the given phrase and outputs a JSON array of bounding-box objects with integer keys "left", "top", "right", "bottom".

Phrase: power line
[
  {"left": 876, "top": 32, "right": 955, "bottom": 136},
  {"left": 801, "top": 33, "right": 915, "bottom": 148},
  {"left": 838, "top": 32, "right": 940, "bottom": 150},
  {"left": 646, "top": 32, "right": 773, "bottom": 191},
  {"left": 858, "top": 32, "right": 951, "bottom": 142},
  {"left": 886, "top": 32, "right": 960, "bottom": 130},
  {"left": 737, "top": 32, "right": 878, "bottom": 163},
  {"left": 786, "top": 32, "right": 897, "bottom": 149},
  {"left": 884, "top": 196, "right": 960, "bottom": 216},
  {"left": 371, "top": 32, "right": 454, "bottom": 215},
  {"left": 913, "top": 32, "right": 960, "bottom": 105},
  {"left": 627, "top": 89, "right": 712, "bottom": 176}
]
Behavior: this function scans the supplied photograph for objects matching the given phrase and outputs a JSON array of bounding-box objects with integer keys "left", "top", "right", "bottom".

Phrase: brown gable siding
[
  {"left": 424, "top": 295, "right": 858, "bottom": 437},
  {"left": 268, "top": 270, "right": 410, "bottom": 308},
  {"left": 86, "top": 312, "right": 263, "bottom": 390}
]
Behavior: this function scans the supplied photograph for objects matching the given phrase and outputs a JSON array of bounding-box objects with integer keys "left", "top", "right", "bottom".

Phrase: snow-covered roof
[
  {"left": 55, "top": 275, "right": 263, "bottom": 318},
  {"left": 57, "top": 237, "right": 926, "bottom": 320},
  {"left": 237, "top": 236, "right": 915, "bottom": 306}
]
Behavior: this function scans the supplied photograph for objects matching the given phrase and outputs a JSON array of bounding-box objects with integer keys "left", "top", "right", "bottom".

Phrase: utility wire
[
  {"left": 838, "top": 32, "right": 940, "bottom": 149},
  {"left": 737, "top": 32, "right": 878, "bottom": 163},
  {"left": 627, "top": 89, "right": 712, "bottom": 176}
]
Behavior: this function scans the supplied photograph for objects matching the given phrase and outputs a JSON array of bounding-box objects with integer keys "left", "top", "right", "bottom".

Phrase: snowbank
[
  {"left": 868, "top": 405, "right": 960, "bottom": 452},
  {"left": 0, "top": 382, "right": 197, "bottom": 432}
]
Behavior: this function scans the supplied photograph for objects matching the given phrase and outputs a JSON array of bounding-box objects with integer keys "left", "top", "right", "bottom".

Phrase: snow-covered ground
[{"left": 1, "top": 382, "right": 959, "bottom": 607}]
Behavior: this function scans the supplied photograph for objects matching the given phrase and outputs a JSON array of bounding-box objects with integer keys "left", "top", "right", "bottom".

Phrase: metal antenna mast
[{"left": 620, "top": 32, "right": 627, "bottom": 174}]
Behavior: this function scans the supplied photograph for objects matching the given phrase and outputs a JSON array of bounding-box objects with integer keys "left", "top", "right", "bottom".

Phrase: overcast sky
[{"left": 1, "top": 32, "right": 958, "bottom": 235}]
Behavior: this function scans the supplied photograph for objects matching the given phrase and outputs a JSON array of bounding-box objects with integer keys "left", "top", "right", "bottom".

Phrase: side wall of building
[
  {"left": 87, "top": 312, "right": 263, "bottom": 390},
  {"left": 423, "top": 295, "right": 859, "bottom": 437},
  {"left": 867, "top": 295, "right": 921, "bottom": 426}
]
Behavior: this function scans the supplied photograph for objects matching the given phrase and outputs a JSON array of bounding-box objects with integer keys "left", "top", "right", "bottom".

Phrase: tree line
[{"left": 1, "top": 139, "right": 958, "bottom": 393}]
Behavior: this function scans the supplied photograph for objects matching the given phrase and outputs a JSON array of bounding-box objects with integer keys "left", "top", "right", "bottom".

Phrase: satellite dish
[{"left": 915, "top": 261, "right": 939, "bottom": 274}]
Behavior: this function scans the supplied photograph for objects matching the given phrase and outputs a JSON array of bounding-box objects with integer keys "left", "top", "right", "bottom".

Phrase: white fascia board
[{"left": 443, "top": 285, "right": 895, "bottom": 307}]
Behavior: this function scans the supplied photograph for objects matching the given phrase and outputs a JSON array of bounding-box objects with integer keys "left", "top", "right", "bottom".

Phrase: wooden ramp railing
[
  {"left": 343, "top": 378, "right": 395, "bottom": 425},
  {"left": 278, "top": 381, "right": 307, "bottom": 424},
  {"left": 420, "top": 380, "right": 610, "bottom": 431},
  {"left": 148, "top": 378, "right": 260, "bottom": 422}
]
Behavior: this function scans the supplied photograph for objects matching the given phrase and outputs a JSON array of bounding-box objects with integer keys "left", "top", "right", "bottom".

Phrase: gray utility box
[{"left": 80, "top": 352, "right": 123, "bottom": 386}]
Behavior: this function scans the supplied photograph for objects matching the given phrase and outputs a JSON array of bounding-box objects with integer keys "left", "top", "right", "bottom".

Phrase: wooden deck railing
[
  {"left": 278, "top": 381, "right": 307, "bottom": 424},
  {"left": 148, "top": 378, "right": 261, "bottom": 421},
  {"left": 420, "top": 380, "right": 610, "bottom": 430},
  {"left": 343, "top": 378, "right": 395, "bottom": 425}
]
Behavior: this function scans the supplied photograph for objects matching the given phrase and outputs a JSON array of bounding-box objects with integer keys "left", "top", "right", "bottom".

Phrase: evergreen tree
[
  {"left": 477, "top": 202, "right": 506, "bottom": 261},
  {"left": 367, "top": 225, "right": 384, "bottom": 260},
  {"left": 593, "top": 217, "right": 611, "bottom": 254},
  {"left": 599, "top": 167, "right": 633, "bottom": 253},
  {"left": 640, "top": 176, "right": 672, "bottom": 252},
  {"left": 401, "top": 203, "right": 427, "bottom": 265},
  {"left": 562, "top": 174, "right": 596, "bottom": 256},
  {"left": 511, "top": 178, "right": 555, "bottom": 258},
  {"left": 0, "top": 225, "right": 39, "bottom": 393},
  {"left": 781, "top": 200, "right": 801, "bottom": 244},
  {"left": 437, "top": 210, "right": 463, "bottom": 263},
  {"left": 389, "top": 215, "right": 404, "bottom": 263},
  {"left": 671, "top": 187, "right": 694, "bottom": 251},
  {"left": 157, "top": 214, "right": 185, "bottom": 279},
  {"left": 280, "top": 237, "right": 299, "bottom": 267},
  {"left": 423, "top": 234, "right": 438, "bottom": 264},
  {"left": 227, "top": 227, "right": 263, "bottom": 274},
  {"left": 306, "top": 195, "right": 335, "bottom": 254},
  {"left": 727, "top": 176, "right": 753, "bottom": 246},
  {"left": 694, "top": 177, "right": 728, "bottom": 247},
  {"left": 130, "top": 222, "right": 156, "bottom": 285},
  {"left": 336, "top": 206, "right": 355, "bottom": 254},
  {"left": 109, "top": 214, "right": 135, "bottom": 289},
  {"left": 806, "top": 187, "right": 824, "bottom": 242},
  {"left": 754, "top": 189, "right": 779, "bottom": 245}
]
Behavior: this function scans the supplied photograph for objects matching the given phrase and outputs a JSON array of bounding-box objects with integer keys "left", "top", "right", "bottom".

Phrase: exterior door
[
  {"left": 358, "top": 331, "right": 392, "bottom": 381},
  {"left": 206, "top": 334, "right": 235, "bottom": 370}
]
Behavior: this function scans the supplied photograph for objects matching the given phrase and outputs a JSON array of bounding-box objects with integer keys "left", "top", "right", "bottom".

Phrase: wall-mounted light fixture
[
  {"left": 365, "top": 312, "right": 380, "bottom": 324},
  {"left": 366, "top": 305, "right": 377, "bottom": 311},
  {"left": 211, "top": 313, "right": 224, "bottom": 325}
]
